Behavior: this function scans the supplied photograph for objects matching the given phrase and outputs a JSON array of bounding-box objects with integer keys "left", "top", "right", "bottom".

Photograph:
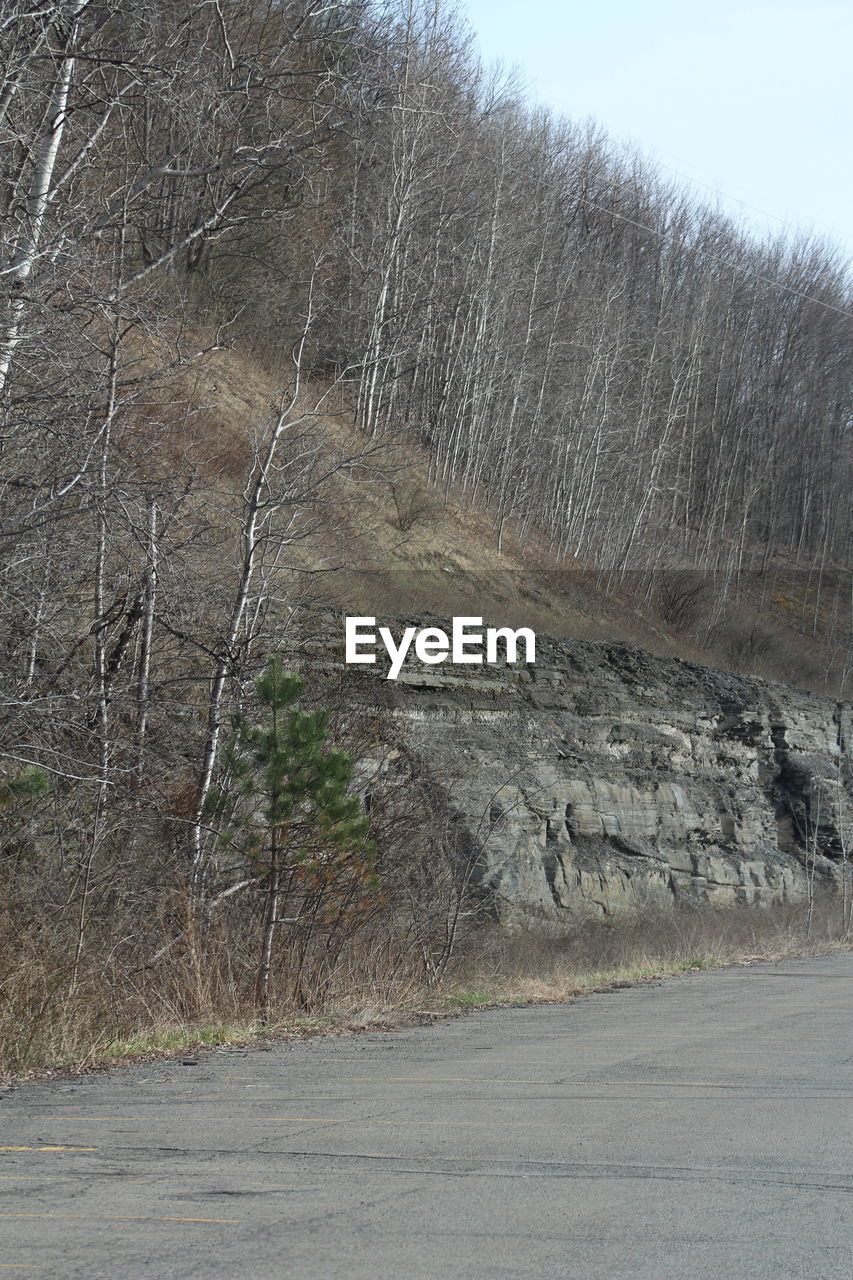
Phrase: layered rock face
[{"left": 382, "top": 639, "right": 851, "bottom": 931}]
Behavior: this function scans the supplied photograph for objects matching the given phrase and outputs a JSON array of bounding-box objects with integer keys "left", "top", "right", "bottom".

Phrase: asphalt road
[{"left": 1, "top": 953, "right": 851, "bottom": 1280}]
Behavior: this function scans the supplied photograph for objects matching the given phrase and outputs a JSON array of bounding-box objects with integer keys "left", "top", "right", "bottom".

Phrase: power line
[
  {"left": 568, "top": 192, "right": 853, "bottom": 320},
  {"left": 478, "top": 73, "right": 853, "bottom": 319},
  {"left": 654, "top": 161, "right": 792, "bottom": 230},
  {"left": 489, "top": 128, "right": 853, "bottom": 319}
]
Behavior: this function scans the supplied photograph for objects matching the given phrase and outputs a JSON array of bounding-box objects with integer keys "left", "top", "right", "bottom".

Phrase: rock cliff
[{"left": 370, "top": 636, "right": 851, "bottom": 931}]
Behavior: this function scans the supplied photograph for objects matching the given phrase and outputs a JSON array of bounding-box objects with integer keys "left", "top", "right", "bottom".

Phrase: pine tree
[
  {"left": 0, "top": 767, "right": 49, "bottom": 810},
  {"left": 212, "top": 655, "right": 374, "bottom": 1021}
]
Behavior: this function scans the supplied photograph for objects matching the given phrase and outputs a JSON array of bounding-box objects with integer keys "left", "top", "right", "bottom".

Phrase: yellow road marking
[
  {"left": 159, "top": 1095, "right": 375, "bottom": 1105},
  {"left": 0, "top": 1152, "right": 96, "bottom": 1162},
  {"left": 0, "top": 1213, "right": 238, "bottom": 1225},
  {"left": 12, "top": 1116, "right": 348, "bottom": 1123},
  {"left": 0, "top": 1176, "right": 72, "bottom": 1182}
]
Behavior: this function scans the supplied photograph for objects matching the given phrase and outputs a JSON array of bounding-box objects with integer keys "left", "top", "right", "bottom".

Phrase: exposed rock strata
[{"left": 373, "top": 638, "right": 851, "bottom": 931}]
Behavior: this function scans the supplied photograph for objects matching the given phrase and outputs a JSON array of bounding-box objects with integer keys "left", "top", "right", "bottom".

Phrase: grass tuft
[{"left": 446, "top": 988, "right": 495, "bottom": 1007}]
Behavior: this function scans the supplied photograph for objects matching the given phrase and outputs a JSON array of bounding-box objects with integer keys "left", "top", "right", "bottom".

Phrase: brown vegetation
[
  {"left": 2, "top": 896, "right": 846, "bottom": 1084},
  {"left": 1, "top": 1, "right": 850, "bottom": 1080}
]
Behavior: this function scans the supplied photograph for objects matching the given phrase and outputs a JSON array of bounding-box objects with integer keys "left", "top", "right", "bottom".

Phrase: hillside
[
  {"left": 168, "top": 340, "right": 849, "bottom": 692},
  {"left": 0, "top": 0, "right": 850, "bottom": 1076}
]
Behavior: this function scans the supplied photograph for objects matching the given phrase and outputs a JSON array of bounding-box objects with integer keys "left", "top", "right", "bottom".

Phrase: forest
[{"left": 1, "top": 0, "right": 850, "bottom": 1074}]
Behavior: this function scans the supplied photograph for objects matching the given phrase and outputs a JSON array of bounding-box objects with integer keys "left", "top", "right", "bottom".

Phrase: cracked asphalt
[{"left": 1, "top": 952, "right": 851, "bottom": 1279}]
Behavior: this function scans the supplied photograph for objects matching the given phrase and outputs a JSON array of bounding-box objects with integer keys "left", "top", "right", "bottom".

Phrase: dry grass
[
  {"left": 447, "top": 900, "right": 849, "bottom": 1006},
  {"left": 5, "top": 342, "right": 844, "bottom": 1084},
  {"left": 154, "top": 340, "right": 848, "bottom": 694},
  {"left": 2, "top": 898, "right": 847, "bottom": 1086}
]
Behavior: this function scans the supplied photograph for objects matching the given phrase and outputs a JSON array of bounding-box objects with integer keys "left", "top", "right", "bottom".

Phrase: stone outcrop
[{"left": 373, "top": 637, "right": 851, "bottom": 932}]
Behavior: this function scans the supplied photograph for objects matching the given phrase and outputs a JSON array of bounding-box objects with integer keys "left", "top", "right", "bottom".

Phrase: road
[{"left": 1, "top": 953, "right": 851, "bottom": 1279}]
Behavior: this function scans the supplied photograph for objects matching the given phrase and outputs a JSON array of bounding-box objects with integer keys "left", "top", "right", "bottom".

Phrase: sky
[{"left": 462, "top": 0, "right": 852, "bottom": 256}]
